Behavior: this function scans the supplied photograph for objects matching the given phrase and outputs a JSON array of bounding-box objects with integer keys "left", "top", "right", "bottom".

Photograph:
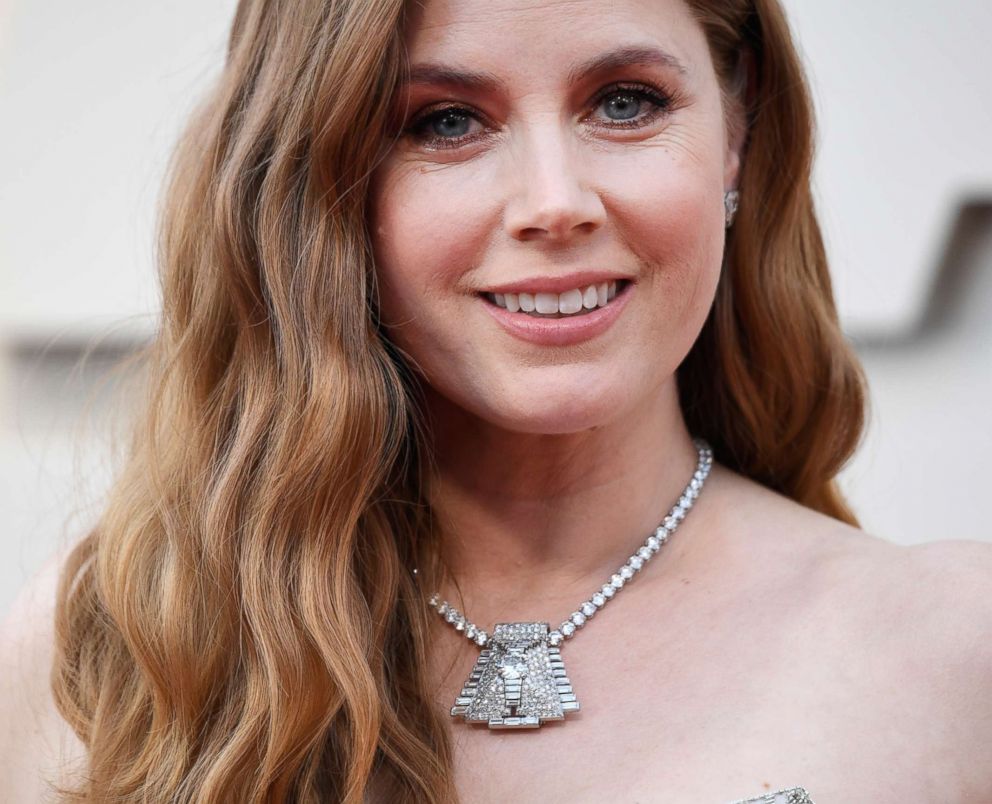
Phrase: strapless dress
[{"left": 729, "top": 788, "right": 813, "bottom": 803}]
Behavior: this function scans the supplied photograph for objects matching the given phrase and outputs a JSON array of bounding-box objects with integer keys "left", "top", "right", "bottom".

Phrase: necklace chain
[{"left": 423, "top": 438, "right": 713, "bottom": 649}]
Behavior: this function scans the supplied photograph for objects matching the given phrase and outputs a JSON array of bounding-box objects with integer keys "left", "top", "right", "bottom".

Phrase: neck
[{"left": 423, "top": 379, "right": 705, "bottom": 623}]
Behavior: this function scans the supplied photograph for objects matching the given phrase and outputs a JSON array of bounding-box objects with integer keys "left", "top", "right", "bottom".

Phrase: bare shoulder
[
  {"left": 793, "top": 507, "right": 992, "bottom": 793},
  {"left": 819, "top": 527, "right": 992, "bottom": 677},
  {"left": 869, "top": 536, "right": 992, "bottom": 704},
  {"left": 831, "top": 533, "right": 992, "bottom": 787},
  {"left": 666, "top": 466, "right": 990, "bottom": 797},
  {"left": 0, "top": 546, "right": 87, "bottom": 802},
  {"left": 729, "top": 467, "right": 992, "bottom": 698}
]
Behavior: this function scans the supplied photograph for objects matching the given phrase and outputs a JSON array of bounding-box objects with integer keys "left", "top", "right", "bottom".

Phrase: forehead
[{"left": 403, "top": 0, "right": 708, "bottom": 79}]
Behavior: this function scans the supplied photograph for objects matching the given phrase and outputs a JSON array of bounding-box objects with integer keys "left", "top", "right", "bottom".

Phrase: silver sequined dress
[{"left": 729, "top": 788, "right": 813, "bottom": 804}]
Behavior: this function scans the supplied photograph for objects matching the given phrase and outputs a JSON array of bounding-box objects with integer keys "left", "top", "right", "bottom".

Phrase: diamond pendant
[{"left": 450, "top": 622, "right": 580, "bottom": 729}]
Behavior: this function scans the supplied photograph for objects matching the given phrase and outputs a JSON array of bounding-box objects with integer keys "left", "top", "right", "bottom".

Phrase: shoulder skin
[{"left": 0, "top": 548, "right": 87, "bottom": 803}]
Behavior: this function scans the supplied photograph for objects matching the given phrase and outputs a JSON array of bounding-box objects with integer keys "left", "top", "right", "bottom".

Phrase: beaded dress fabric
[{"left": 729, "top": 788, "right": 814, "bottom": 803}]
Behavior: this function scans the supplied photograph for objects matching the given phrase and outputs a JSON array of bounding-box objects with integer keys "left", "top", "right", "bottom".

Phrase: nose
[{"left": 502, "top": 127, "right": 606, "bottom": 242}]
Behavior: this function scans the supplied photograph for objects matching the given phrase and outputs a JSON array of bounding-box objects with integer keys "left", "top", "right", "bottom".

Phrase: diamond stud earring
[{"left": 724, "top": 190, "right": 740, "bottom": 229}]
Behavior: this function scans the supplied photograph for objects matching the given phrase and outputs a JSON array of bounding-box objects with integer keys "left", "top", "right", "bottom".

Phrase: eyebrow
[{"left": 402, "top": 44, "right": 689, "bottom": 93}]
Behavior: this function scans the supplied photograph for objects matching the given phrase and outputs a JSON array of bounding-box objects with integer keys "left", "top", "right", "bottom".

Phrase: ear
[{"left": 724, "top": 47, "right": 755, "bottom": 191}]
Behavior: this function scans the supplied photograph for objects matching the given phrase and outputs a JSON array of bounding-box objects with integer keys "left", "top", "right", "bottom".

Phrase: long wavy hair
[{"left": 52, "top": 0, "right": 867, "bottom": 801}]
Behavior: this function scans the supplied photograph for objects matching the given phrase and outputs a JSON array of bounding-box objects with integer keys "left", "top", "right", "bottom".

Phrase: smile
[
  {"left": 479, "top": 279, "right": 633, "bottom": 347},
  {"left": 484, "top": 281, "right": 624, "bottom": 318}
]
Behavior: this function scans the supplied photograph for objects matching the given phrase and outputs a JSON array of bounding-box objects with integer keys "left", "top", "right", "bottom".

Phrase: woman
[{"left": 2, "top": 0, "right": 990, "bottom": 801}]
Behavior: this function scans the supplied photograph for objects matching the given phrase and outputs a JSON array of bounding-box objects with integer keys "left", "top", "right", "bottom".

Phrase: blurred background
[{"left": 2, "top": 0, "right": 991, "bottom": 615}]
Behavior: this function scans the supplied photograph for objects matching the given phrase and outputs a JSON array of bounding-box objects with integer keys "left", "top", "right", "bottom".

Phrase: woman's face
[{"left": 368, "top": 0, "right": 742, "bottom": 435}]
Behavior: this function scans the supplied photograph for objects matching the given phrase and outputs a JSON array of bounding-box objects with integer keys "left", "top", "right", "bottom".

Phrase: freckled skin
[{"left": 368, "top": 0, "right": 740, "bottom": 435}]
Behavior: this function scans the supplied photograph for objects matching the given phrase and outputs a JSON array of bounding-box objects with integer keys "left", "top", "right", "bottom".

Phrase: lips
[
  {"left": 479, "top": 278, "right": 633, "bottom": 347},
  {"left": 479, "top": 270, "right": 633, "bottom": 296}
]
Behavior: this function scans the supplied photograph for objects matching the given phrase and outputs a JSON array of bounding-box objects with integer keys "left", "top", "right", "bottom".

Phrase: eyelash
[{"left": 404, "top": 82, "right": 678, "bottom": 151}]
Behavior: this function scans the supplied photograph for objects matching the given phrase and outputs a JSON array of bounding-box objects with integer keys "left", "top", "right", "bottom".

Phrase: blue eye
[
  {"left": 425, "top": 109, "right": 475, "bottom": 139},
  {"left": 405, "top": 82, "right": 676, "bottom": 151},
  {"left": 591, "top": 84, "right": 673, "bottom": 126},
  {"left": 602, "top": 91, "right": 647, "bottom": 121}
]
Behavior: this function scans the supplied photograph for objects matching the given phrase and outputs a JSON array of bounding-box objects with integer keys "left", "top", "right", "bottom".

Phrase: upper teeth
[{"left": 491, "top": 281, "right": 619, "bottom": 315}]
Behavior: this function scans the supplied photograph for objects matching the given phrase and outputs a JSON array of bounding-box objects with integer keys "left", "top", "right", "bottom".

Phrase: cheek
[
  {"left": 368, "top": 161, "right": 494, "bottom": 324},
  {"left": 367, "top": 162, "right": 498, "bottom": 401},
  {"left": 596, "top": 145, "right": 725, "bottom": 338}
]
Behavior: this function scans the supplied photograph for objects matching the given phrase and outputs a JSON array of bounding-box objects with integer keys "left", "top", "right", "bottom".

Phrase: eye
[
  {"left": 587, "top": 83, "right": 674, "bottom": 128},
  {"left": 404, "top": 81, "right": 677, "bottom": 151},
  {"left": 405, "top": 106, "right": 487, "bottom": 151}
]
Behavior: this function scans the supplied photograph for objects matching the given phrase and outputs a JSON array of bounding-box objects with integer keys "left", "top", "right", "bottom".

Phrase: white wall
[
  {"left": 791, "top": 0, "right": 992, "bottom": 334},
  {"left": 0, "top": 0, "right": 238, "bottom": 340},
  {"left": 2, "top": 1, "right": 991, "bottom": 615}
]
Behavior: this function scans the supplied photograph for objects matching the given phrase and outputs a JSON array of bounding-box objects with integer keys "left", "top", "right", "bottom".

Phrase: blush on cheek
[
  {"left": 617, "top": 174, "right": 720, "bottom": 277},
  {"left": 606, "top": 169, "right": 724, "bottom": 366},
  {"left": 369, "top": 160, "right": 496, "bottom": 321}
]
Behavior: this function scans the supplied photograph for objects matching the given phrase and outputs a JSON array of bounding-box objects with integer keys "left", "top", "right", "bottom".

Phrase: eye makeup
[{"left": 403, "top": 80, "right": 684, "bottom": 151}]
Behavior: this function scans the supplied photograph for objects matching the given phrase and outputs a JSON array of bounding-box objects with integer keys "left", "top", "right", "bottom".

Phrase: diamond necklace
[{"left": 417, "top": 437, "right": 713, "bottom": 730}]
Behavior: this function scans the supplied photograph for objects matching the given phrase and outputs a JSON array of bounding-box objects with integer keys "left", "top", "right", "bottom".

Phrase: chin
[{"left": 466, "top": 379, "right": 635, "bottom": 436}]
